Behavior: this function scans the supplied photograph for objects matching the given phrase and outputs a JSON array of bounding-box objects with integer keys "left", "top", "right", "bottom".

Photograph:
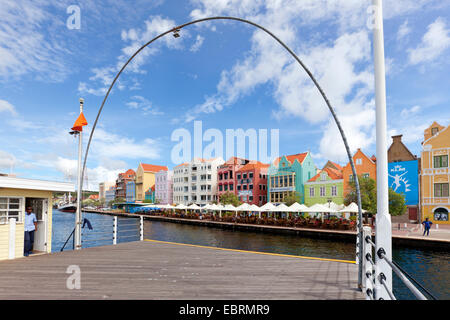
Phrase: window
[
  {"left": 243, "top": 185, "right": 247, "bottom": 190},
  {"left": 219, "top": 174, "right": 222, "bottom": 181},
  {"left": 249, "top": 184, "right": 253, "bottom": 190},
  {"left": 431, "top": 127, "right": 439, "bottom": 136},
  {"left": 230, "top": 171, "right": 233, "bottom": 179},
  {"left": 249, "top": 172, "right": 253, "bottom": 178},
  {"left": 320, "top": 186, "right": 326, "bottom": 197},
  {"left": 356, "top": 158, "right": 362, "bottom": 165},
  {"left": 331, "top": 186, "right": 337, "bottom": 196},
  {"left": 362, "top": 173, "right": 370, "bottom": 179},
  {"left": 243, "top": 173, "right": 247, "bottom": 179},
  {"left": 218, "top": 185, "right": 223, "bottom": 191},
  {"left": 434, "top": 183, "right": 449, "bottom": 197},
  {"left": 434, "top": 155, "right": 448, "bottom": 168},
  {"left": 309, "top": 188, "right": 315, "bottom": 197},
  {"left": 237, "top": 185, "right": 241, "bottom": 191},
  {"left": 237, "top": 174, "right": 241, "bottom": 180},
  {"left": 320, "top": 172, "right": 327, "bottom": 181},
  {"left": 229, "top": 184, "right": 233, "bottom": 191},
  {"left": 224, "top": 173, "right": 228, "bottom": 180},
  {"left": 224, "top": 184, "right": 228, "bottom": 191},
  {"left": 0, "top": 197, "right": 23, "bottom": 223}
]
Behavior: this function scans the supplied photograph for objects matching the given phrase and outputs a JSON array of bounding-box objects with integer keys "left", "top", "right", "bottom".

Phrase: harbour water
[{"left": 52, "top": 210, "right": 449, "bottom": 300}]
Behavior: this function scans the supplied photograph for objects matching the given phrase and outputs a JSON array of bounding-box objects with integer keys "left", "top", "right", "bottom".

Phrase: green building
[
  {"left": 304, "top": 167, "right": 344, "bottom": 206},
  {"left": 144, "top": 185, "right": 156, "bottom": 203},
  {"left": 268, "top": 152, "right": 317, "bottom": 204}
]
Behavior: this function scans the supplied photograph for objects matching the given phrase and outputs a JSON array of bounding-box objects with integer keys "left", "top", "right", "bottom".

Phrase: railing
[
  {"left": 361, "top": 226, "right": 437, "bottom": 300},
  {"left": 61, "top": 215, "right": 144, "bottom": 251}
]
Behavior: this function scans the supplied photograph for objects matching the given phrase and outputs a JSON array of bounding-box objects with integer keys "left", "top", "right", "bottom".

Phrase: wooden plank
[{"left": 0, "top": 241, "right": 363, "bottom": 300}]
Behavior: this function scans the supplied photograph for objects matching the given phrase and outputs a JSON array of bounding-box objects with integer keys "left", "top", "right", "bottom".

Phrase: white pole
[
  {"left": 74, "top": 98, "right": 84, "bottom": 250},
  {"left": 9, "top": 218, "right": 16, "bottom": 259},
  {"left": 372, "top": 0, "right": 392, "bottom": 299},
  {"left": 113, "top": 216, "right": 117, "bottom": 245},
  {"left": 140, "top": 215, "right": 144, "bottom": 241}
]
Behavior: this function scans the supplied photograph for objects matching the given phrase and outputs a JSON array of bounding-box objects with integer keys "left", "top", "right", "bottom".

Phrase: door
[
  {"left": 408, "top": 207, "right": 418, "bottom": 222},
  {"left": 27, "top": 198, "right": 48, "bottom": 252}
]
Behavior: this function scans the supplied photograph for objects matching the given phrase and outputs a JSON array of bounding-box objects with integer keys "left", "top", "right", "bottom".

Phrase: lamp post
[
  {"left": 74, "top": 98, "right": 84, "bottom": 250},
  {"left": 372, "top": 0, "right": 392, "bottom": 299}
]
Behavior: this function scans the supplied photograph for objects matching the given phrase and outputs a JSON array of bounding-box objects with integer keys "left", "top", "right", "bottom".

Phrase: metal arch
[{"left": 79, "top": 16, "right": 365, "bottom": 287}]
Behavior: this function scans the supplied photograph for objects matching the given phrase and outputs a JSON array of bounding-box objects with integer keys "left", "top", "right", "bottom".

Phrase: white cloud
[
  {"left": 126, "top": 95, "right": 163, "bottom": 116},
  {"left": 397, "top": 20, "right": 411, "bottom": 40},
  {"left": 408, "top": 17, "right": 450, "bottom": 65},
  {"left": 0, "top": 150, "right": 16, "bottom": 171},
  {"left": 400, "top": 105, "right": 421, "bottom": 118},
  {"left": 190, "top": 35, "right": 205, "bottom": 52},
  {"left": 0, "top": 99, "right": 17, "bottom": 116},
  {"left": 79, "top": 15, "right": 188, "bottom": 95}
]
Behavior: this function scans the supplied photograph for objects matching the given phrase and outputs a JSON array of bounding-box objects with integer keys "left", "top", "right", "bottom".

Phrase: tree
[
  {"left": 283, "top": 192, "right": 301, "bottom": 206},
  {"left": 345, "top": 175, "right": 407, "bottom": 219},
  {"left": 219, "top": 192, "right": 242, "bottom": 207}
]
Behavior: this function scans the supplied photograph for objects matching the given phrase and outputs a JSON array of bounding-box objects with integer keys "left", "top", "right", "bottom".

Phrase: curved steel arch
[{"left": 80, "top": 16, "right": 364, "bottom": 286}]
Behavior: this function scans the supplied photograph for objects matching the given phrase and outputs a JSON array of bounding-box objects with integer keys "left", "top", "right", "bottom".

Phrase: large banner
[{"left": 388, "top": 160, "right": 419, "bottom": 205}]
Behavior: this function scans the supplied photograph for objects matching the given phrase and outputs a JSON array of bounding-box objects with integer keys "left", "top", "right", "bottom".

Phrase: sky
[{"left": 0, "top": 0, "right": 449, "bottom": 190}]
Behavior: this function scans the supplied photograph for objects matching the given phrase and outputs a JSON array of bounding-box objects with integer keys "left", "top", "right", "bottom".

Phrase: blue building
[
  {"left": 268, "top": 152, "right": 317, "bottom": 204},
  {"left": 126, "top": 180, "right": 135, "bottom": 203},
  {"left": 388, "top": 160, "right": 419, "bottom": 206}
]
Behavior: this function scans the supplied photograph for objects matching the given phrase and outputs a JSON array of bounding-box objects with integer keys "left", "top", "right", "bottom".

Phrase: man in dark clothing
[{"left": 422, "top": 217, "right": 432, "bottom": 236}]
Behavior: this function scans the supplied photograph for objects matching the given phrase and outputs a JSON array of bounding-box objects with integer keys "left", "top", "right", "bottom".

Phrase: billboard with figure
[{"left": 388, "top": 160, "right": 419, "bottom": 205}]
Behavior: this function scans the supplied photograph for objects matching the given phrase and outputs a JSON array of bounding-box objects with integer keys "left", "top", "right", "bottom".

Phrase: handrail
[
  {"left": 376, "top": 248, "right": 427, "bottom": 300},
  {"left": 362, "top": 230, "right": 435, "bottom": 300}
]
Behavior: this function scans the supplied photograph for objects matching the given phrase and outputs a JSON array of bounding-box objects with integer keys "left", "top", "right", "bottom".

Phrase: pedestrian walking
[{"left": 422, "top": 217, "right": 432, "bottom": 236}]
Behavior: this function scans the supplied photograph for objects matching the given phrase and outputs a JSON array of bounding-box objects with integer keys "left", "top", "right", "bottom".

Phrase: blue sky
[{"left": 0, "top": 0, "right": 449, "bottom": 190}]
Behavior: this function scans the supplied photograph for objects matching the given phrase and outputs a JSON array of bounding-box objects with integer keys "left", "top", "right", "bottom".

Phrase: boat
[{"left": 58, "top": 203, "right": 77, "bottom": 213}]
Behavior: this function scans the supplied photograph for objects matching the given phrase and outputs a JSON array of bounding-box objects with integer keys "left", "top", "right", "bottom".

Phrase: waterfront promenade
[
  {"left": 84, "top": 209, "right": 450, "bottom": 249},
  {"left": 0, "top": 240, "right": 363, "bottom": 300}
]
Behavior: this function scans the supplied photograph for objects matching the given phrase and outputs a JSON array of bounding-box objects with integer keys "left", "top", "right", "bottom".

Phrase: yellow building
[
  {"left": 420, "top": 122, "right": 450, "bottom": 224},
  {"left": 135, "top": 163, "right": 168, "bottom": 201},
  {"left": 0, "top": 175, "right": 74, "bottom": 260}
]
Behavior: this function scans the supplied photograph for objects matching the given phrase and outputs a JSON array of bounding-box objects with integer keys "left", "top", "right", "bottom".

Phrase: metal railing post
[
  {"left": 362, "top": 226, "right": 374, "bottom": 300},
  {"left": 113, "top": 216, "right": 117, "bottom": 245},
  {"left": 140, "top": 215, "right": 144, "bottom": 241}
]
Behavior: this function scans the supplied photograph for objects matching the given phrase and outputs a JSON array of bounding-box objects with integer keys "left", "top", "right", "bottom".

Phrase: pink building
[
  {"left": 155, "top": 169, "right": 173, "bottom": 205},
  {"left": 217, "top": 157, "right": 249, "bottom": 199}
]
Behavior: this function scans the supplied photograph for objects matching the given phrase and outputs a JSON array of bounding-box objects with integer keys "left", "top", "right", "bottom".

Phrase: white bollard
[
  {"left": 113, "top": 216, "right": 117, "bottom": 245},
  {"left": 140, "top": 216, "right": 144, "bottom": 241},
  {"left": 436, "top": 224, "right": 439, "bottom": 230},
  {"left": 9, "top": 218, "right": 16, "bottom": 259}
]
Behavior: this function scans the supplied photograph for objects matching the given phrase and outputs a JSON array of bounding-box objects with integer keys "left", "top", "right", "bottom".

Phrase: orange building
[
  {"left": 420, "top": 122, "right": 450, "bottom": 224},
  {"left": 342, "top": 148, "right": 377, "bottom": 196}
]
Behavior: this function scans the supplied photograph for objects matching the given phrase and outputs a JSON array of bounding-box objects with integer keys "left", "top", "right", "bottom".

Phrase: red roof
[
  {"left": 174, "top": 162, "right": 188, "bottom": 168},
  {"left": 308, "top": 167, "right": 343, "bottom": 182},
  {"left": 224, "top": 157, "right": 249, "bottom": 165},
  {"left": 274, "top": 152, "right": 308, "bottom": 166},
  {"left": 125, "top": 169, "right": 135, "bottom": 175},
  {"left": 237, "top": 161, "right": 270, "bottom": 172},
  {"left": 326, "top": 161, "right": 343, "bottom": 171},
  {"left": 141, "top": 163, "right": 168, "bottom": 172}
]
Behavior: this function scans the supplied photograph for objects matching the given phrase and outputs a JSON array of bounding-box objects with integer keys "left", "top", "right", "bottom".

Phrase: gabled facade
[
  {"left": 217, "top": 157, "right": 249, "bottom": 198},
  {"left": 387, "top": 135, "right": 420, "bottom": 221},
  {"left": 305, "top": 166, "right": 344, "bottom": 206},
  {"left": 155, "top": 169, "right": 173, "bottom": 205},
  {"left": 268, "top": 152, "right": 316, "bottom": 204},
  {"left": 235, "top": 161, "right": 269, "bottom": 206},
  {"left": 115, "top": 169, "right": 136, "bottom": 199},
  {"left": 342, "top": 148, "right": 377, "bottom": 197},
  {"left": 135, "top": 163, "right": 168, "bottom": 201},
  {"left": 420, "top": 122, "right": 450, "bottom": 224}
]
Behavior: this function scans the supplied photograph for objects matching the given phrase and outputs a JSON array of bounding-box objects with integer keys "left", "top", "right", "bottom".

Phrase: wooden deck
[{"left": 0, "top": 240, "right": 363, "bottom": 300}]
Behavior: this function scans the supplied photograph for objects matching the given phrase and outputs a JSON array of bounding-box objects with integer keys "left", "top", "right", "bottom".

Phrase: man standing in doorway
[
  {"left": 422, "top": 217, "right": 432, "bottom": 237},
  {"left": 24, "top": 206, "right": 37, "bottom": 256}
]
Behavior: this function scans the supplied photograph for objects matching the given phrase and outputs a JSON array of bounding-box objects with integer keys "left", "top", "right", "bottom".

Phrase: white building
[
  {"left": 173, "top": 158, "right": 224, "bottom": 205},
  {"left": 99, "top": 181, "right": 115, "bottom": 201},
  {"left": 155, "top": 169, "right": 173, "bottom": 205}
]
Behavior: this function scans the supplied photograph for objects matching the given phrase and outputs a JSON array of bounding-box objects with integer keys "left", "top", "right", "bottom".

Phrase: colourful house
[
  {"left": 268, "top": 152, "right": 316, "bottom": 204},
  {"left": 0, "top": 175, "right": 74, "bottom": 260},
  {"left": 126, "top": 180, "right": 136, "bottom": 203},
  {"left": 420, "top": 121, "right": 450, "bottom": 224},
  {"left": 135, "top": 163, "right": 168, "bottom": 201},
  {"left": 144, "top": 185, "right": 156, "bottom": 203},
  {"left": 305, "top": 166, "right": 344, "bottom": 206},
  {"left": 342, "top": 148, "right": 377, "bottom": 197}
]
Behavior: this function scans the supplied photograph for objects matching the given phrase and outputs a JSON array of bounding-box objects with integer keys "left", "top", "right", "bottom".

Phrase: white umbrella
[
  {"left": 272, "top": 203, "right": 291, "bottom": 212},
  {"left": 324, "top": 201, "right": 344, "bottom": 211},
  {"left": 288, "top": 202, "right": 308, "bottom": 212},
  {"left": 175, "top": 204, "right": 188, "bottom": 210},
  {"left": 304, "top": 203, "right": 336, "bottom": 213},
  {"left": 339, "top": 202, "right": 367, "bottom": 213},
  {"left": 187, "top": 203, "right": 201, "bottom": 210},
  {"left": 203, "top": 204, "right": 212, "bottom": 210},
  {"left": 248, "top": 204, "right": 260, "bottom": 212},
  {"left": 259, "top": 202, "right": 276, "bottom": 212},
  {"left": 223, "top": 204, "right": 237, "bottom": 211},
  {"left": 236, "top": 203, "right": 250, "bottom": 211}
]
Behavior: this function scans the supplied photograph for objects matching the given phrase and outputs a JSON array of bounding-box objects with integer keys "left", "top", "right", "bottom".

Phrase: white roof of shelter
[
  {"left": 304, "top": 203, "right": 336, "bottom": 213},
  {"left": 272, "top": 203, "right": 291, "bottom": 212},
  {"left": 223, "top": 204, "right": 237, "bottom": 211},
  {"left": 339, "top": 202, "right": 367, "bottom": 213},
  {"left": 187, "top": 203, "right": 201, "bottom": 210},
  {"left": 259, "top": 202, "right": 276, "bottom": 212},
  {"left": 288, "top": 202, "right": 309, "bottom": 212},
  {"left": 236, "top": 203, "right": 250, "bottom": 211},
  {"left": 248, "top": 204, "right": 261, "bottom": 211},
  {"left": 0, "top": 176, "right": 74, "bottom": 192}
]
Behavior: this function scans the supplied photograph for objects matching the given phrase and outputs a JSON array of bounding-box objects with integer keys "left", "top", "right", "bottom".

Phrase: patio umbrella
[
  {"left": 236, "top": 203, "right": 250, "bottom": 211},
  {"left": 187, "top": 203, "right": 201, "bottom": 210},
  {"left": 223, "top": 204, "right": 237, "bottom": 211},
  {"left": 288, "top": 202, "right": 309, "bottom": 213},
  {"left": 259, "top": 202, "right": 276, "bottom": 212},
  {"left": 339, "top": 202, "right": 367, "bottom": 213}
]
